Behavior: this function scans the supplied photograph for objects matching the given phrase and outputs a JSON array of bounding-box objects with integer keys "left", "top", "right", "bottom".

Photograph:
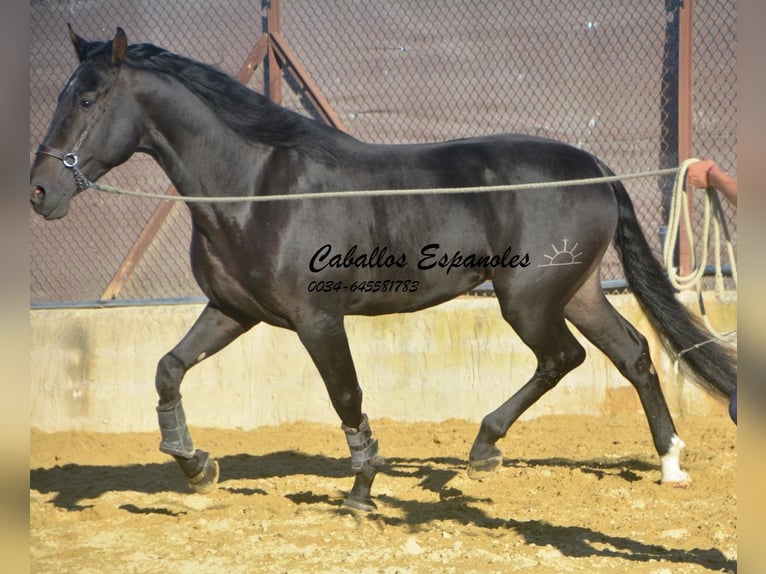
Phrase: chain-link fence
[{"left": 29, "top": 0, "right": 737, "bottom": 305}]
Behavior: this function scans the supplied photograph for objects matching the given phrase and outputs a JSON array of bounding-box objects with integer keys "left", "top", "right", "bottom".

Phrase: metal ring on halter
[{"left": 63, "top": 153, "right": 78, "bottom": 168}]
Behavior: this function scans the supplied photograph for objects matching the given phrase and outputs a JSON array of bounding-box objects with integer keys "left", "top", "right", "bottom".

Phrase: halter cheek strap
[{"left": 35, "top": 67, "right": 121, "bottom": 193}]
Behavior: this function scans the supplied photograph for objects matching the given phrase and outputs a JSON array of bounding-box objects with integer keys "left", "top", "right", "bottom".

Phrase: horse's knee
[
  {"left": 155, "top": 352, "right": 186, "bottom": 404},
  {"left": 537, "top": 343, "right": 586, "bottom": 388},
  {"left": 328, "top": 385, "right": 363, "bottom": 424}
]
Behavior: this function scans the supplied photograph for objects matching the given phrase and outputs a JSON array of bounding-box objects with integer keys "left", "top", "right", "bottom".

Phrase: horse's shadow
[
  {"left": 29, "top": 450, "right": 655, "bottom": 510},
  {"left": 30, "top": 450, "right": 350, "bottom": 510},
  {"left": 501, "top": 455, "right": 656, "bottom": 482},
  {"left": 30, "top": 452, "right": 735, "bottom": 573}
]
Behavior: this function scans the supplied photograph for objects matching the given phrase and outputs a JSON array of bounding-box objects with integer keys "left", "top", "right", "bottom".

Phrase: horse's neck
[{"left": 137, "top": 76, "right": 259, "bottom": 199}]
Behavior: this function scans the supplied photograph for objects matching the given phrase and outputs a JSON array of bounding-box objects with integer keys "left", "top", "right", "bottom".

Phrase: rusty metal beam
[
  {"left": 237, "top": 32, "right": 270, "bottom": 84},
  {"left": 100, "top": 195, "right": 179, "bottom": 300},
  {"left": 678, "top": 0, "right": 694, "bottom": 277},
  {"left": 266, "top": 0, "right": 283, "bottom": 103},
  {"left": 270, "top": 31, "right": 347, "bottom": 131}
]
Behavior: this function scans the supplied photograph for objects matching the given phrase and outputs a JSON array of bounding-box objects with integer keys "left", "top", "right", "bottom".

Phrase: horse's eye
[{"left": 80, "top": 99, "right": 94, "bottom": 110}]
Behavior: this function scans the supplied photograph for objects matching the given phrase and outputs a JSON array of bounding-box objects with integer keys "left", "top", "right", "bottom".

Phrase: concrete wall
[{"left": 30, "top": 293, "right": 736, "bottom": 433}]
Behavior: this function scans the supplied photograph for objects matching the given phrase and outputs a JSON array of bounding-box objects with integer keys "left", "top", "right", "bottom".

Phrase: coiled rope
[{"left": 663, "top": 158, "right": 737, "bottom": 348}]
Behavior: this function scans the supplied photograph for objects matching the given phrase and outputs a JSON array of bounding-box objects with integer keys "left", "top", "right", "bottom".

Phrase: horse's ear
[
  {"left": 67, "top": 23, "right": 88, "bottom": 62},
  {"left": 111, "top": 27, "right": 127, "bottom": 65}
]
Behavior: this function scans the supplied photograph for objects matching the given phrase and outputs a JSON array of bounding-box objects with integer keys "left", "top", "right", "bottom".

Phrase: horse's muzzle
[{"left": 29, "top": 184, "right": 70, "bottom": 220}]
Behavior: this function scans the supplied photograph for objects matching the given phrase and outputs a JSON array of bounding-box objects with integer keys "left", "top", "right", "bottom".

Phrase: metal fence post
[
  {"left": 265, "top": 0, "right": 283, "bottom": 104},
  {"left": 678, "top": 0, "right": 695, "bottom": 276}
]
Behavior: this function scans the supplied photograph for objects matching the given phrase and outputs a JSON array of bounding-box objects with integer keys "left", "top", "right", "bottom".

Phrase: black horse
[{"left": 30, "top": 28, "right": 735, "bottom": 510}]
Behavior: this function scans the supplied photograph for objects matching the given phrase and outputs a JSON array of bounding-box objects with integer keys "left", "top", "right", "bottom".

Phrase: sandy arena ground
[{"left": 30, "top": 413, "right": 735, "bottom": 573}]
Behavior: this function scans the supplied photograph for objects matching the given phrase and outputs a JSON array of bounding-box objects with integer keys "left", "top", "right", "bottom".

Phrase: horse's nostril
[{"left": 30, "top": 185, "right": 45, "bottom": 206}]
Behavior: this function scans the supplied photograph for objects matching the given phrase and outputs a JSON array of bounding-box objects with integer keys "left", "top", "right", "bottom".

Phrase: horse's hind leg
[
  {"left": 564, "top": 275, "right": 689, "bottom": 484},
  {"left": 295, "top": 312, "right": 384, "bottom": 512},
  {"left": 155, "top": 304, "right": 253, "bottom": 493},
  {"left": 468, "top": 299, "right": 586, "bottom": 478}
]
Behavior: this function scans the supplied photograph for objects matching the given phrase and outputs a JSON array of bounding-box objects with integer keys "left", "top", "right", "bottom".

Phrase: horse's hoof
[
  {"left": 661, "top": 476, "right": 692, "bottom": 489},
  {"left": 467, "top": 455, "right": 503, "bottom": 480},
  {"left": 661, "top": 480, "right": 691, "bottom": 489},
  {"left": 188, "top": 456, "right": 219, "bottom": 494},
  {"left": 342, "top": 495, "right": 377, "bottom": 512},
  {"left": 660, "top": 468, "right": 691, "bottom": 488}
]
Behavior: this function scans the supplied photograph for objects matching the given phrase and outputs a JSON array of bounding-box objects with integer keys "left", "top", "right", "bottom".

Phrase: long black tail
[{"left": 599, "top": 160, "right": 736, "bottom": 400}]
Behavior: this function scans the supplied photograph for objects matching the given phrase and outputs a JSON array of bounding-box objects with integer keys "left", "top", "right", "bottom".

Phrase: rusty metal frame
[
  {"left": 101, "top": 0, "right": 344, "bottom": 300},
  {"left": 677, "top": 0, "right": 695, "bottom": 277}
]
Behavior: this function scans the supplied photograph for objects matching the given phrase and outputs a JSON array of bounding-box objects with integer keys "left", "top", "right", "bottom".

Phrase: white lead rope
[
  {"left": 88, "top": 167, "right": 681, "bottom": 202},
  {"left": 89, "top": 164, "right": 737, "bottom": 312}
]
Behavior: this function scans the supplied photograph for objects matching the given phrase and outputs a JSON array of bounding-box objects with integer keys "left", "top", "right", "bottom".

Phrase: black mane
[{"left": 84, "top": 39, "right": 356, "bottom": 164}]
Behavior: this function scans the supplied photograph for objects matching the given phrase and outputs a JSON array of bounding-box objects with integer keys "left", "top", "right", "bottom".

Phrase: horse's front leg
[
  {"left": 296, "top": 314, "right": 384, "bottom": 511},
  {"left": 155, "top": 303, "right": 253, "bottom": 493}
]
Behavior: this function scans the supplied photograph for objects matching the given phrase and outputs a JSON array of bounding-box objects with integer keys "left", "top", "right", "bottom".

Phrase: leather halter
[{"left": 35, "top": 67, "right": 121, "bottom": 192}]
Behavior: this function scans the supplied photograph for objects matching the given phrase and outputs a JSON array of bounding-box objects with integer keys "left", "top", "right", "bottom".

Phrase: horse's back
[{"left": 248, "top": 133, "right": 620, "bottom": 319}]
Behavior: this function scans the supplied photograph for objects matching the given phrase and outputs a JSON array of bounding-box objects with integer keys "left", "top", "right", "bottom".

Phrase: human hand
[{"left": 687, "top": 160, "right": 717, "bottom": 189}]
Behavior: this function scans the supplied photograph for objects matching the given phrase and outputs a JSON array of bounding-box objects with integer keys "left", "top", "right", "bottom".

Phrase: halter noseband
[{"left": 35, "top": 144, "right": 94, "bottom": 192}]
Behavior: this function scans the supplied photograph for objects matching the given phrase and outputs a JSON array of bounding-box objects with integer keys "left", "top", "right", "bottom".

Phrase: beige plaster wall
[{"left": 30, "top": 292, "right": 736, "bottom": 433}]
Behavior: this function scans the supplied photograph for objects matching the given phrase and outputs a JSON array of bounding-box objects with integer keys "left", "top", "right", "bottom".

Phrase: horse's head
[{"left": 30, "top": 26, "right": 142, "bottom": 219}]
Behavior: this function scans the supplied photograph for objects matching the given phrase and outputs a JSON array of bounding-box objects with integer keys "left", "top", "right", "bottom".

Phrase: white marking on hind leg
[{"left": 660, "top": 435, "right": 691, "bottom": 485}]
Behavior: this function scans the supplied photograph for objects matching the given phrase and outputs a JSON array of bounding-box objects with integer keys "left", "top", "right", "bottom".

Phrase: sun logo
[{"left": 539, "top": 238, "right": 583, "bottom": 267}]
